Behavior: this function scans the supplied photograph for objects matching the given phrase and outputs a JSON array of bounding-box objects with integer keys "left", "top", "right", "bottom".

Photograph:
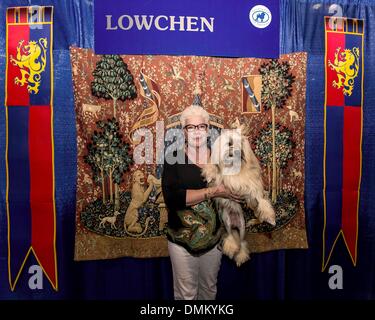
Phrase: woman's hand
[{"left": 211, "top": 184, "right": 245, "bottom": 203}]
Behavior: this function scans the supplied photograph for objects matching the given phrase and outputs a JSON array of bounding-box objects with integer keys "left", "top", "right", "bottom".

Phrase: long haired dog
[{"left": 202, "top": 120, "right": 276, "bottom": 266}]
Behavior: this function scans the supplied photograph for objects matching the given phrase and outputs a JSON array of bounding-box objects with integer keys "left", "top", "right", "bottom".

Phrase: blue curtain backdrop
[{"left": 0, "top": 0, "right": 374, "bottom": 299}]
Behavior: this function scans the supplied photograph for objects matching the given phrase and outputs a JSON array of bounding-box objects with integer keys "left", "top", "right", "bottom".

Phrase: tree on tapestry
[
  {"left": 253, "top": 122, "right": 295, "bottom": 195},
  {"left": 85, "top": 119, "right": 133, "bottom": 208},
  {"left": 252, "top": 122, "right": 298, "bottom": 230},
  {"left": 91, "top": 55, "right": 137, "bottom": 118},
  {"left": 259, "top": 60, "right": 295, "bottom": 203}
]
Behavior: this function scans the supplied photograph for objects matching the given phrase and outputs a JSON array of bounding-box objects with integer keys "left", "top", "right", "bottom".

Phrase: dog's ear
[
  {"left": 231, "top": 118, "right": 250, "bottom": 137},
  {"left": 241, "top": 149, "right": 246, "bottom": 162},
  {"left": 239, "top": 123, "right": 250, "bottom": 137},
  {"left": 231, "top": 117, "right": 241, "bottom": 129}
]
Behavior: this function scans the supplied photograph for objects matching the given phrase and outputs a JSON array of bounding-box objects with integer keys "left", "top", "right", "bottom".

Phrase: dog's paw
[
  {"left": 234, "top": 243, "right": 250, "bottom": 267},
  {"left": 246, "top": 218, "right": 262, "bottom": 227},
  {"left": 222, "top": 234, "right": 240, "bottom": 258},
  {"left": 257, "top": 198, "right": 276, "bottom": 226},
  {"left": 258, "top": 214, "right": 276, "bottom": 226},
  {"left": 264, "top": 215, "right": 276, "bottom": 226}
]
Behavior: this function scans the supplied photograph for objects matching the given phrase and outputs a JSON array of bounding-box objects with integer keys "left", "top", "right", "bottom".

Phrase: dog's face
[
  {"left": 211, "top": 128, "right": 258, "bottom": 176},
  {"left": 219, "top": 130, "right": 243, "bottom": 168}
]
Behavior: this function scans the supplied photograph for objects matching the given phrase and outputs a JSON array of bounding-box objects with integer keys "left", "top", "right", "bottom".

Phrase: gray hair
[{"left": 180, "top": 105, "right": 210, "bottom": 128}]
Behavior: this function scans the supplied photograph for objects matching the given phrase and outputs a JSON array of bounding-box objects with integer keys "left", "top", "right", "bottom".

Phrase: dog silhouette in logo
[{"left": 256, "top": 12, "right": 266, "bottom": 23}]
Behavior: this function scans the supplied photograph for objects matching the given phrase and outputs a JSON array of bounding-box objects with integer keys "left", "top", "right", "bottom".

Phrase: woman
[{"left": 162, "top": 104, "right": 243, "bottom": 300}]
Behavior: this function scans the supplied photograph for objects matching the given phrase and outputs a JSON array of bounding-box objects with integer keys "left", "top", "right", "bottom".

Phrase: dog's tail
[{"left": 256, "top": 198, "right": 276, "bottom": 226}]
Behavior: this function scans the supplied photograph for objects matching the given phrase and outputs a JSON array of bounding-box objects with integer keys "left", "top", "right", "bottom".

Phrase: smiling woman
[{"left": 105, "top": 14, "right": 215, "bottom": 32}]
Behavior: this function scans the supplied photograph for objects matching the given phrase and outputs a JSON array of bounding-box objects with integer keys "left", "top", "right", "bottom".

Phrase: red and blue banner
[
  {"left": 5, "top": 6, "right": 57, "bottom": 290},
  {"left": 323, "top": 16, "right": 364, "bottom": 271}
]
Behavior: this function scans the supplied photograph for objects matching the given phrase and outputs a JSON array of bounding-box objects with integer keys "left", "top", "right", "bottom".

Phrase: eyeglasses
[{"left": 184, "top": 123, "right": 208, "bottom": 132}]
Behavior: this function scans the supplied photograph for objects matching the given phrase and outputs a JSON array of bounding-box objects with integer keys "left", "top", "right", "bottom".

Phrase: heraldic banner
[
  {"left": 71, "top": 48, "right": 308, "bottom": 260},
  {"left": 323, "top": 17, "right": 364, "bottom": 271},
  {"left": 5, "top": 6, "right": 57, "bottom": 290}
]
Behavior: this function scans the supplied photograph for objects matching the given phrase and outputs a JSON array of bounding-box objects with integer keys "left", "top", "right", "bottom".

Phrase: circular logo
[{"left": 249, "top": 5, "right": 272, "bottom": 29}]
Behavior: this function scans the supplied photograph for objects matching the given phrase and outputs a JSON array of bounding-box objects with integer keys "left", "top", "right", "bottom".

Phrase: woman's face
[{"left": 183, "top": 116, "right": 209, "bottom": 149}]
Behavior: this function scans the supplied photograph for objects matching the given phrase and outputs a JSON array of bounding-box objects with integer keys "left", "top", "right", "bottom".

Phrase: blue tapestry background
[{"left": 0, "top": 0, "right": 374, "bottom": 299}]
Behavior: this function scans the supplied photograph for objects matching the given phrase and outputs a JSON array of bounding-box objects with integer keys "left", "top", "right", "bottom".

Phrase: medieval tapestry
[{"left": 71, "top": 47, "right": 308, "bottom": 260}]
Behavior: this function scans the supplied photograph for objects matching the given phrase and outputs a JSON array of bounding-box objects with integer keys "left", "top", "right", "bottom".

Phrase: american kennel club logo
[{"left": 249, "top": 5, "right": 272, "bottom": 29}]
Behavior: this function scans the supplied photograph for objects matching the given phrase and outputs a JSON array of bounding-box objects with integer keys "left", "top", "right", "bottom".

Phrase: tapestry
[
  {"left": 323, "top": 17, "right": 364, "bottom": 271},
  {"left": 71, "top": 47, "right": 308, "bottom": 260},
  {"left": 5, "top": 6, "right": 57, "bottom": 290}
]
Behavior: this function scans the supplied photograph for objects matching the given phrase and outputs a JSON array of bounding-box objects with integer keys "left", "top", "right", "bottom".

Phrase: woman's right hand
[{"left": 211, "top": 184, "right": 245, "bottom": 203}]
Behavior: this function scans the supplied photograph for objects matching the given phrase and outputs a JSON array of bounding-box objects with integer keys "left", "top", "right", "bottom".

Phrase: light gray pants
[{"left": 168, "top": 240, "right": 222, "bottom": 300}]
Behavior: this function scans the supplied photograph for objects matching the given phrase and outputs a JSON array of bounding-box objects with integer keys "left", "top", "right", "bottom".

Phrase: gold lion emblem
[
  {"left": 10, "top": 38, "right": 48, "bottom": 94},
  {"left": 328, "top": 47, "right": 360, "bottom": 96}
]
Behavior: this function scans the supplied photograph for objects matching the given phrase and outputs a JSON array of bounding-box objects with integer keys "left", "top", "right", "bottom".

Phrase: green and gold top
[
  {"left": 162, "top": 150, "right": 223, "bottom": 254},
  {"left": 166, "top": 199, "right": 224, "bottom": 253}
]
